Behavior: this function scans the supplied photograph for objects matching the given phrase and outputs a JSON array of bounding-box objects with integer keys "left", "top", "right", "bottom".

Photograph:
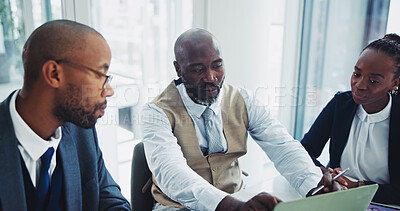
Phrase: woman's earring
[{"left": 391, "top": 86, "right": 399, "bottom": 95}]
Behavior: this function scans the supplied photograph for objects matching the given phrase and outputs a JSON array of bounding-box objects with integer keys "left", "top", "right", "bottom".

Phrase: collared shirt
[
  {"left": 142, "top": 82, "right": 322, "bottom": 211},
  {"left": 9, "top": 91, "right": 62, "bottom": 187},
  {"left": 176, "top": 82, "right": 227, "bottom": 154},
  {"left": 341, "top": 94, "right": 391, "bottom": 184}
]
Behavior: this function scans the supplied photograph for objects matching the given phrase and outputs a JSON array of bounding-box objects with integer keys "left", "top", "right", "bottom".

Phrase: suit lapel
[
  {"left": 330, "top": 93, "right": 358, "bottom": 168},
  {"left": 59, "top": 126, "right": 82, "bottom": 211},
  {"left": 0, "top": 92, "right": 28, "bottom": 210}
]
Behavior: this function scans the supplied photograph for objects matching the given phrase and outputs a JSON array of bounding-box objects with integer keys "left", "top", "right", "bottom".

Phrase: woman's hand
[{"left": 330, "top": 168, "right": 364, "bottom": 189}]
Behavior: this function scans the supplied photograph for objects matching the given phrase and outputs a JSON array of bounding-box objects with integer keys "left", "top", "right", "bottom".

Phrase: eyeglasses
[{"left": 56, "top": 59, "right": 113, "bottom": 89}]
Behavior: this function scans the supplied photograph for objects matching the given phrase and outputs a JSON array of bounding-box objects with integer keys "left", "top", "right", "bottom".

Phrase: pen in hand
[{"left": 311, "top": 168, "right": 350, "bottom": 196}]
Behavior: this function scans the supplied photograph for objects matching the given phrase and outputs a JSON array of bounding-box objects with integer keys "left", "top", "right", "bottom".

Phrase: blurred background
[{"left": 0, "top": 0, "right": 399, "bottom": 202}]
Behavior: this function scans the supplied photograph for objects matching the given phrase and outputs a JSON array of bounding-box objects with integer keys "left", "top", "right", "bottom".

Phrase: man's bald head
[
  {"left": 174, "top": 28, "right": 222, "bottom": 64},
  {"left": 173, "top": 28, "right": 225, "bottom": 106},
  {"left": 22, "top": 19, "right": 104, "bottom": 89}
]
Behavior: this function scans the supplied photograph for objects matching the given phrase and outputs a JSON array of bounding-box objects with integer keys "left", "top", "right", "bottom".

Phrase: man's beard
[
  {"left": 53, "top": 83, "right": 105, "bottom": 129},
  {"left": 182, "top": 76, "right": 224, "bottom": 106}
]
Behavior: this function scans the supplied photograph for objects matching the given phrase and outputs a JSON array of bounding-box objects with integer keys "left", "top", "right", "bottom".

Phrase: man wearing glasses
[{"left": 0, "top": 20, "right": 131, "bottom": 210}]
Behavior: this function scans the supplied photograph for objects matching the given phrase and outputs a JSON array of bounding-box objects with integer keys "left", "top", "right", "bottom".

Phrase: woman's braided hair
[{"left": 362, "top": 33, "right": 400, "bottom": 78}]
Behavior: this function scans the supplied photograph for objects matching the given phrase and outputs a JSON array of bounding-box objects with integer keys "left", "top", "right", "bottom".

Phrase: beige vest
[{"left": 151, "top": 81, "right": 249, "bottom": 207}]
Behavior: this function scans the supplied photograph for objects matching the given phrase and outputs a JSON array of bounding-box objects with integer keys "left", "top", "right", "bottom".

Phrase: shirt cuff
[
  {"left": 298, "top": 174, "right": 321, "bottom": 197},
  {"left": 192, "top": 188, "right": 228, "bottom": 210}
]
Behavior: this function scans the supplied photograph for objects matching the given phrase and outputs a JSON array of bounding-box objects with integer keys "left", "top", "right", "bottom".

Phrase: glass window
[
  {"left": 32, "top": 0, "right": 62, "bottom": 27},
  {"left": 0, "top": 0, "right": 61, "bottom": 99},
  {"left": 90, "top": 0, "right": 193, "bottom": 201},
  {"left": 294, "top": 0, "right": 392, "bottom": 165}
]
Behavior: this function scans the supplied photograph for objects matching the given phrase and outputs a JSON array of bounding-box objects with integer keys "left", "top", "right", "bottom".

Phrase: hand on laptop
[{"left": 217, "top": 192, "right": 282, "bottom": 211}]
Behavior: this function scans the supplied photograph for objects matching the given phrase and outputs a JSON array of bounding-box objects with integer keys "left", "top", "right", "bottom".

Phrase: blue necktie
[
  {"left": 202, "top": 108, "right": 224, "bottom": 154},
  {"left": 37, "top": 147, "right": 54, "bottom": 204}
]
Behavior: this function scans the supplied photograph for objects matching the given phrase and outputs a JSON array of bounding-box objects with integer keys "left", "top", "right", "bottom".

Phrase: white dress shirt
[
  {"left": 9, "top": 91, "right": 62, "bottom": 187},
  {"left": 341, "top": 94, "right": 391, "bottom": 184},
  {"left": 142, "top": 83, "right": 322, "bottom": 211}
]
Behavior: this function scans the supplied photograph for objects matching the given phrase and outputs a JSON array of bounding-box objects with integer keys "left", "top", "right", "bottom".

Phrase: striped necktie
[{"left": 202, "top": 107, "right": 224, "bottom": 154}]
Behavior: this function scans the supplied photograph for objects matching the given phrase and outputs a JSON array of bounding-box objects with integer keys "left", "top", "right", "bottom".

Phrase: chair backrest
[{"left": 131, "top": 142, "right": 154, "bottom": 211}]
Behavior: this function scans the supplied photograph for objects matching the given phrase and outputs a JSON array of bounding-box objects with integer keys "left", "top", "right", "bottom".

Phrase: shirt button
[{"left": 212, "top": 167, "right": 218, "bottom": 171}]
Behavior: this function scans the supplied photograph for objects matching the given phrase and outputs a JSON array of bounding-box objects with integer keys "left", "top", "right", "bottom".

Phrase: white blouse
[{"left": 340, "top": 94, "right": 391, "bottom": 184}]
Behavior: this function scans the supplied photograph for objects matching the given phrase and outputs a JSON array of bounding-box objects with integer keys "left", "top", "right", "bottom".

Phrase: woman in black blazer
[{"left": 301, "top": 34, "right": 400, "bottom": 205}]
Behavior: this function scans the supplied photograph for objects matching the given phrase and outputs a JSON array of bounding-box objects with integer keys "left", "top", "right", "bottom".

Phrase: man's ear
[
  {"left": 173, "top": 61, "right": 181, "bottom": 77},
  {"left": 42, "top": 60, "right": 61, "bottom": 88}
]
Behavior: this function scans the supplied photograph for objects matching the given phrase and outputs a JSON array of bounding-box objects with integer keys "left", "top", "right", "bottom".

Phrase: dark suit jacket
[
  {"left": 301, "top": 91, "right": 400, "bottom": 205},
  {"left": 0, "top": 92, "right": 131, "bottom": 211}
]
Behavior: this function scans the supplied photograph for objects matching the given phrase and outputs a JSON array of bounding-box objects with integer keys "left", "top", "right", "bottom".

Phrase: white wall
[
  {"left": 387, "top": 0, "right": 400, "bottom": 33},
  {"left": 193, "top": 0, "right": 303, "bottom": 134},
  {"left": 192, "top": 0, "right": 303, "bottom": 189},
  {"left": 196, "top": 0, "right": 284, "bottom": 93}
]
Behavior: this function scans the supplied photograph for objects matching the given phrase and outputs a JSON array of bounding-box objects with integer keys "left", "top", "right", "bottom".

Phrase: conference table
[
  {"left": 232, "top": 171, "right": 400, "bottom": 210},
  {"left": 233, "top": 140, "right": 400, "bottom": 210}
]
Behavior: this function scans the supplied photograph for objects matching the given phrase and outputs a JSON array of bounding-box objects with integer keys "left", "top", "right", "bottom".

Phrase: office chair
[{"left": 131, "top": 142, "right": 154, "bottom": 211}]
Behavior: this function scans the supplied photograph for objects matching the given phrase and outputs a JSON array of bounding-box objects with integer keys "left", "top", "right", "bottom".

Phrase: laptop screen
[{"left": 274, "top": 184, "right": 378, "bottom": 211}]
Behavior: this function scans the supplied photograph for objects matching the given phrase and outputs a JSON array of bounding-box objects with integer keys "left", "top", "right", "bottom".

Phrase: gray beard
[
  {"left": 181, "top": 76, "right": 224, "bottom": 106},
  {"left": 192, "top": 93, "right": 218, "bottom": 106}
]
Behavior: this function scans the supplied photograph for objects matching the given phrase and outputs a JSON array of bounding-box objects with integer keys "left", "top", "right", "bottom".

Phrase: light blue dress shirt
[{"left": 142, "top": 82, "right": 322, "bottom": 211}]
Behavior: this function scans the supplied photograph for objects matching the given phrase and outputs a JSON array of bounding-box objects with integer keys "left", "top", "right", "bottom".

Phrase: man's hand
[
  {"left": 307, "top": 169, "right": 344, "bottom": 196},
  {"left": 216, "top": 193, "right": 282, "bottom": 211}
]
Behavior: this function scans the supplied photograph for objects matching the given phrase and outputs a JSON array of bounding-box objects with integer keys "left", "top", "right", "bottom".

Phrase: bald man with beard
[
  {"left": 142, "top": 28, "right": 341, "bottom": 211},
  {"left": 0, "top": 20, "right": 131, "bottom": 210}
]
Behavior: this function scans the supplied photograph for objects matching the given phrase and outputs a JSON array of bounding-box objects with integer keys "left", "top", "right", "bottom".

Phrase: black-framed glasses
[{"left": 56, "top": 59, "right": 113, "bottom": 89}]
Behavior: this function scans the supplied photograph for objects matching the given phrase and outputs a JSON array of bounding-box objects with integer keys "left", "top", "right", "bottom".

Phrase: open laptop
[
  {"left": 368, "top": 202, "right": 400, "bottom": 211},
  {"left": 274, "top": 184, "right": 378, "bottom": 211}
]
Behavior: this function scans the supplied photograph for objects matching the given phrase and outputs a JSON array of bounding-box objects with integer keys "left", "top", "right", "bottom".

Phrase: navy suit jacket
[
  {"left": 0, "top": 92, "right": 131, "bottom": 211},
  {"left": 301, "top": 91, "right": 400, "bottom": 205}
]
